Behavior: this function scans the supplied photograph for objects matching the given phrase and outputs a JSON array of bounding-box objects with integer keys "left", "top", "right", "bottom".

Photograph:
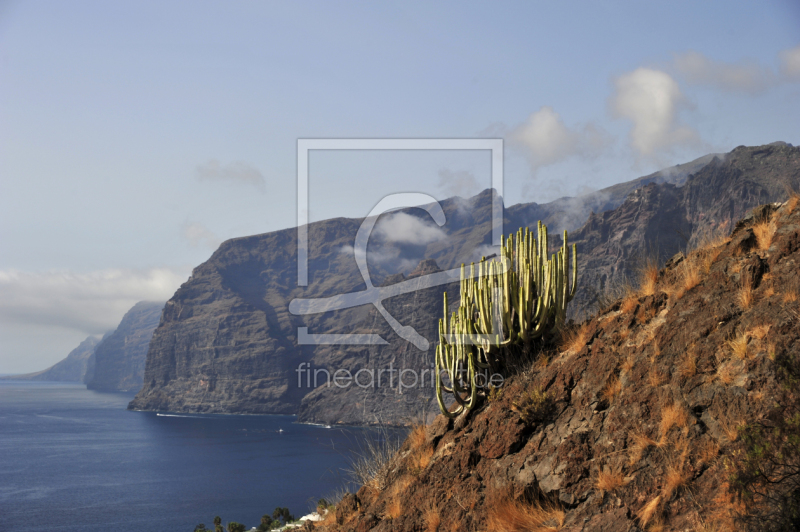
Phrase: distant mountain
[
  {"left": 85, "top": 301, "right": 165, "bottom": 392},
  {"left": 129, "top": 142, "right": 800, "bottom": 424},
  {"left": 1, "top": 335, "right": 100, "bottom": 382}
]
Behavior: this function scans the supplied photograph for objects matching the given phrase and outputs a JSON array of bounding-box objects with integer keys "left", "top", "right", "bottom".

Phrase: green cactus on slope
[{"left": 435, "top": 222, "right": 577, "bottom": 418}]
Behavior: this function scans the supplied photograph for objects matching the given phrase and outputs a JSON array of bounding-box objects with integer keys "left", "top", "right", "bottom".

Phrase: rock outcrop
[
  {"left": 326, "top": 197, "right": 800, "bottom": 531},
  {"left": 85, "top": 301, "right": 164, "bottom": 392},
  {"left": 0, "top": 335, "right": 100, "bottom": 382},
  {"left": 130, "top": 142, "right": 800, "bottom": 424}
]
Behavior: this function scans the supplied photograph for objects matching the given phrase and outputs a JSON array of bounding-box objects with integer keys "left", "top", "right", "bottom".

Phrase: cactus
[{"left": 435, "top": 222, "right": 577, "bottom": 418}]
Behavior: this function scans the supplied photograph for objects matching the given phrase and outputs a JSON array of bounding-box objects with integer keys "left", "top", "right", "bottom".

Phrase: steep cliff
[
  {"left": 325, "top": 196, "right": 800, "bottom": 532},
  {"left": 0, "top": 335, "right": 100, "bottom": 382},
  {"left": 85, "top": 301, "right": 164, "bottom": 392},
  {"left": 130, "top": 143, "right": 800, "bottom": 424}
]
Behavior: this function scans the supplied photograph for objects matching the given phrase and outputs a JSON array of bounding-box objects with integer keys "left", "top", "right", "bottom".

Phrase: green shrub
[{"left": 511, "top": 386, "right": 554, "bottom": 426}]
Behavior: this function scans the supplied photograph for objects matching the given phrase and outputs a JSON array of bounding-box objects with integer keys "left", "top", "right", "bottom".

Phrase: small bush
[{"left": 511, "top": 387, "right": 554, "bottom": 426}]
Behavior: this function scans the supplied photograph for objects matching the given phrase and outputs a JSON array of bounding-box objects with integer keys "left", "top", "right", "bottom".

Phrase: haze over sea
[{"left": 0, "top": 381, "right": 394, "bottom": 532}]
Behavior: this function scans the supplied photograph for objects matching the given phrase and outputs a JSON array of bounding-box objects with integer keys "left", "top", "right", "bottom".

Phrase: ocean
[{"left": 0, "top": 381, "right": 400, "bottom": 531}]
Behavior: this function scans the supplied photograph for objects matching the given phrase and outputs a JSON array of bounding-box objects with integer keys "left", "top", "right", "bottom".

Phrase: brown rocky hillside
[{"left": 315, "top": 195, "right": 800, "bottom": 532}]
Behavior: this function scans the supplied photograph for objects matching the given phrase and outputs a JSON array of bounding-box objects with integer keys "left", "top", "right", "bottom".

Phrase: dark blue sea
[{"left": 0, "top": 381, "right": 399, "bottom": 531}]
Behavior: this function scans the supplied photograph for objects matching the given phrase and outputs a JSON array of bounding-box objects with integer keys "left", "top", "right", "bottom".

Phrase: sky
[{"left": 1, "top": 1, "right": 799, "bottom": 372}]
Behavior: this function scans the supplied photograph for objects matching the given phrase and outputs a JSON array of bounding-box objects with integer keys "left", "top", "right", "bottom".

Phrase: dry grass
[
  {"left": 347, "top": 429, "right": 403, "bottom": 492},
  {"left": 596, "top": 469, "right": 627, "bottom": 492},
  {"left": 385, "top": 498, "right": 402, "bottom": 519},
  {"left": 423, "top": 504, "right": 441, "bottom": 532},
  {"left": 715, "top": 360, "right": 742, "bottom": 386},
  {"left": 599, "top": 374, "right": 622, "bottom": 404},
  {"left": 763, "top": 286, "right": 775, "bottom": 298},
  {"left": 787, "top": 194, "right": 799, "bottom": 213},
  {"left": 678, "top": 348, "right": 697, "bottom": 378},
  {"left": 663, "top": 462, "right": 690, "bottom": 501},
  {"left": 768, "top": 342, "right": 778, "bottom": 361},
  {"left": 748, "top": 324, "right": 770, "bottom": 340},
  {"left": 637, "top": 495, "right": 662, "bottom": 527},
  {"left": 620, "top": 295, "right": 638, "bottom": 314},
  {"left": 487, "top": 489, "right": 565, "bottom": 532},
  {"left": 698, "top": 438, "right": 720, "bottom": 466},
  {"left": 727, "top": 332, "right": 750, "bottom": 360},
  {"left": 718, "top": 416, "right": 743, "bottom": 443},
  {"left": 659, "top": 403, "right": 689, "bottom": 437},
  {"left": 559, "top": 322, "right": 591, "bottom": 354},
  {"left": 621, "top": 354, "right": 636, "bottom": 376},
  {"left": 638, "top": 257, "right": 660, "bottom": 296},
  {"left": 629, "top": 432, "right": 658, "bottom": 464},
  {"left": 738, "top": 278, "right": 754, "bottom": 309},
  {"left": 408, "top": 444, "right": 435, "bottom": 474},
  {"left": 408, "top": 423, "right": 427, "bottom": 450},
  {"left": 784, "top": 290, "right": 799, "bottom": 303},
  {"left": 648, "top": 367, "right": 668, "bottom": 388},
  {"left": 681, "top": 257, "right": 702, "bottom": 292},
  {"left": 753, "top": 215, "right": 777, "bottom": 251}
]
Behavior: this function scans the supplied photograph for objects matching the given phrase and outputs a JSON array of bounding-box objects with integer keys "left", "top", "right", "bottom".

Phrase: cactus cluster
[{"left": 434, "top": 222, "right": 577, "bottom": 418}]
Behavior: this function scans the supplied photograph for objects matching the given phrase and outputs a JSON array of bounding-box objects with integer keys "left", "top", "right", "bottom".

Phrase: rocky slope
[
  {"left": 0, "top": 335, "right": 100, "bottom": 382},
  {"left": 130, "top": 142, "right": 800, "bottom": 424},
  {"left": 85, "top": 301, "right": 164, "bottom": 392},
  {"left": 319, "top": 196, "right": 800, "bottom": 531}
]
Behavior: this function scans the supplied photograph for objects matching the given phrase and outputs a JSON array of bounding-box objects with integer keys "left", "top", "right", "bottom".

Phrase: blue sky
[{"left": 1, "top": 1, "right": 799, "bottom": 372}]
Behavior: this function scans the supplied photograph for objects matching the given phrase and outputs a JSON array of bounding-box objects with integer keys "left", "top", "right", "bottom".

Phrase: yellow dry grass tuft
[
  {"left": 408, "top": 444, "right": 434, "bottom": 474},
  {"left": 620, "top": 295, "right": 638, "bottom": 314},
  {"left": 748, "top": 324, "right": 770, "bottom": 340},
  {"left": 678, "top": 348, "right": 697, "bottom": 378},
  {"left": 628, "top": 432, "right": 658, "bottom": 464},
  {"left": 663, "top": 462, "right": 690, "bottom": 501},
  {"left": 408, "top": 423, "right": 427, "bottom": 450},
  {"left": 637, "top": 495, "right": 662, "bottom": 527},
  {"left": 763, "top": 286, "right": 775, "bottom": 298},
  {"left": 423, "top": 504, "right": 441, "bottom": 532},
  {"left": 385, "top": 498, "right": 402, "bottom": 520},
  {"left": 753, "top": 216, "right": 777, "bottom": 251},
  {"left": 718, "top": 416, "right": 743, "bottom": 443},
  {"left": 715, "top": 360, "right": 741, "bottom": 386},
  {"left": 599, "top": 374, "right": 622, "bottom": 404},
  {"left": 787, "top": 194, "right": 799, "bottom": 213},
  {"left": 738, "top": 278, "right": 754, "bottom": 309},
  {"left": 621, "top": 354, "right": 636, "bottom": 376},
  {"left": 698, "top": 438, "right": 720, "bottom": 466},
  {"left": 596, "top": 469, "right": 627, "bottom": 492},
  {"left": 659, "top": 403, "right": 689, "bottom": 437},
  {"left": 727, "top": 332, "right": 750, "bottom": 360},
  {"left": 487, "top": 490, "right": 565, "bottom": 532},
  {"left": 638, "top": 257, "right": 660, "bottom": 296},
  {"left": 558, "top": 322, "right": 591, "bottom": 354},
  {"left": 648, "top": 367, "right": 668, "bottom": 388},
  {"left": 682, "top": 258, "right": 702, "bottom": 292},
  {"left": 784, "top": 290, "right": 799, "bottom": 303}
]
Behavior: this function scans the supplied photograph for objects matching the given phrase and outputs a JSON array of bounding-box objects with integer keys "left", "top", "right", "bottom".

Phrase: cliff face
[
  {"left": 85, "top": 301, "right": 164, "bottom": 392},
  {"left": 330, "top": 197, "right": 800, "bottom": 531},
  {"left": 0, "top": 335, "right": 99, "bottom": 382},
  {"left": 130, "top": 143, "right": 800, "bottom": 424}
]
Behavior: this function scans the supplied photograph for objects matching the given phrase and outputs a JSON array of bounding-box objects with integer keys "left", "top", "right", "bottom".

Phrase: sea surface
[{"left": 0, "top": 381, "right": 401, "bottom": 531}]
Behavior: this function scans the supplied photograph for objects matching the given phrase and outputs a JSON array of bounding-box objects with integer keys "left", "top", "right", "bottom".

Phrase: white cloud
[
  {"left": 780, "top": 44, "right": 800, "bottom": 79},
  {"left": 196, "top": 159, "right": 266, "bottom": 190},
  {"left": 182, "top": 221, "right": 221, "bottom": 250},
  {"left": 674, "top": 51, "right": 776, "bottom": 94},
  {"left": 510, "top": 106, "right": 611, "bottom": 171},
  {"left": 437, "top": 169, "right": 480, "bottom": 198},
  {"left": 374, "top": 212, "right": 446, "bottom": 245},
  {"left": 0, "top": 268, "right": 188, "bottom": 335},
  {"left": 611, "top": 68, "right": 700, "bottom": 158}
]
